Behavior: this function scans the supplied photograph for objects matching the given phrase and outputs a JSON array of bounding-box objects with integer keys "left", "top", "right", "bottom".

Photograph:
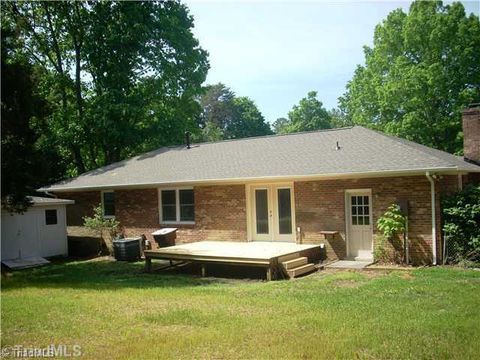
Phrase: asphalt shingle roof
[{"left": 40, "top": 126, "right": 480, "bottom": 192}]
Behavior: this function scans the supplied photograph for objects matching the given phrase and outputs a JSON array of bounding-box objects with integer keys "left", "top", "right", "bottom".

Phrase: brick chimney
[{"left": 463, "top": 104, "right": 480, "bottom": 165}]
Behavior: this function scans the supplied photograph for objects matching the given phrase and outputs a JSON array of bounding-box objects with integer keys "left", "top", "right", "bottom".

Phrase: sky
[{"left": 184, "top": 0, "right": 479, "bottom": 124}]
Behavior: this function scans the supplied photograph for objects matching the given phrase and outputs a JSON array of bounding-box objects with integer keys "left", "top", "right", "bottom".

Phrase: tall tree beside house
[
  {"left": 339, "top": 1, "right": 480, "bottom": 154},
  {"left": 273, "top": 91, "right": 332, "bottom": 134},
  {"left": 198, "top": 83, "right": 272, "bottom": 141},
  {"left": 3, "top": 1, "right": 209, "bottom": 175},
  {"left": 1, "top": 28, "right": 66, "bottom": 212}
]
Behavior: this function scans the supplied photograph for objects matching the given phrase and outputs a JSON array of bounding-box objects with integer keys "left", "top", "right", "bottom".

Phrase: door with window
[
  {"left": 346, "top": 191, "right": 373, "bottom": 260},
  {"left": 250, "top": 184, "right": 295, "bottom": 242}
]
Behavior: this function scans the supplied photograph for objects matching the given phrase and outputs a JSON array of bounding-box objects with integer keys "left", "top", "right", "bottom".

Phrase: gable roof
[{"left": 39, "top": 126, "right": 480, "bottom": 192}]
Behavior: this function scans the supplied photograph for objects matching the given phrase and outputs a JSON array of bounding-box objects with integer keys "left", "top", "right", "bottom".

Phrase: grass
[{"left": 1, "top": 259, "right": 480, "bottom": 359}]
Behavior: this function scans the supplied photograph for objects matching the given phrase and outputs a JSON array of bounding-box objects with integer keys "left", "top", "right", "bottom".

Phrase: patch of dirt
[
  {"left": 333, "top": 279, "right": 361, "bottom": 288},
  {"left": 361, "top": 270, "right": 389, "bottom": 279},
  {"left": 400, "top": 272, "right": 415, "bottom": 280}
]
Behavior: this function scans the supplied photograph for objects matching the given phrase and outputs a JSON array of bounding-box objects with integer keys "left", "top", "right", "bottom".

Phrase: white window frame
[
  {"left": 158, "top": 187, "right": 195, "bottom": 225},
  {"left": 101, "top": 190, "right": 115, "bottom": 219}
]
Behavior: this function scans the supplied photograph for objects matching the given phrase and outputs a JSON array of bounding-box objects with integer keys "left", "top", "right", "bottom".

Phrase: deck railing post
[{"left": 145, "top": 257, "right": 152, "bottom": 273}]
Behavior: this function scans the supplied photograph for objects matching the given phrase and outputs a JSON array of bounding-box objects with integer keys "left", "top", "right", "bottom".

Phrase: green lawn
[{"left": 1, "top": 260, "right": 480, "bottom": 359}]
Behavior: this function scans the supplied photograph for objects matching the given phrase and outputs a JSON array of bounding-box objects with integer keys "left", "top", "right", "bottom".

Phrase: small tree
[
  {"left": 83, "top": 205, "right": 120, "bottom": 254},
  {"left": 376, "top": 204, "right": 406, "bottom": 263}
]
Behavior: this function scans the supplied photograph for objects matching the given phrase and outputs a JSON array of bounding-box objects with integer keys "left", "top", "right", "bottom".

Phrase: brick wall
[
  {"left": 194, "top": 185, "right": 247, "bottom": 242},
  {"left": 59, "top": 184, "right": 247, "bottom": 247},
  {"left": 294, "top": 175, "right": 457, "bottom": 265},
  {"left": 463, "top": 106, "right": 480, "bottom": 164},
  {"left": 59, "top": 174, "right": 464, "bottom": 264},
  {"left": 61, "top": 191, "right": 101, "bottom": 226}
]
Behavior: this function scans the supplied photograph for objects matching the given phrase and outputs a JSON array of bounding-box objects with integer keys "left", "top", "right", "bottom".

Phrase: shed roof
[
  {"left": 39, "top": 126, "right": 480, "bottom": 192},
  {"left": 29, "top": 196, "right": 74, "bottom": 206}
]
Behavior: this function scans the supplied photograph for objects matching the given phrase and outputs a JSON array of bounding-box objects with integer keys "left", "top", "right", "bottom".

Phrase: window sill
[{"left": 160, "top": 221, "right": 195, "bottom": 226}]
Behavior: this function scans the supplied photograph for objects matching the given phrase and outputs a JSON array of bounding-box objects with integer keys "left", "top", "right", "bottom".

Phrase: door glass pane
[
  {"left": 358, "top": 216, "right": 364, "bottom": 225},
  {"left": 352, "top": 216, "right": 357, "bottom": 225},
  {"left": 255, "top": 189, "right": 269, "bottom": 234},
  {"left": 363, "top": 196, "right": 369, "bottom": 205},
  {"left": 364, "top": 216, "right": 370, "bottom": 225},
  {"left": 277, "top": 188, "right": 292, "bottom": 234}
]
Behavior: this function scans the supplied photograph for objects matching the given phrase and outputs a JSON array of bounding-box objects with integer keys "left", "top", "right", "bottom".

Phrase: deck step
[
  {"left": 282, "top": 257, "right": 308, "bottom": 270},
  {"left": 287, "top": 263, "right": 316, "bottom": 278},
  {"left": 278, "top": 252, "right": 300, "bottom": 263}
]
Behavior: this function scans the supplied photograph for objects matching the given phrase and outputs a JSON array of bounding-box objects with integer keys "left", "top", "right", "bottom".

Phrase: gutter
[
  {"left": 38, "top": 167, "right": 470, "bottom": 193},
  {"left": 425, "top": 172, "right": 437, "bottom": 265}
]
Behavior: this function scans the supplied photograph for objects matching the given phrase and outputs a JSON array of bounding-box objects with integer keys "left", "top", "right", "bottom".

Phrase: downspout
[{"left": 426, "top": 172, "right": 437, "bottom": 265}]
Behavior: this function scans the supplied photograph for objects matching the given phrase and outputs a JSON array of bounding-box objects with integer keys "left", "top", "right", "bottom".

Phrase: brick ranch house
[{"left": 40, "top": 106, "right": 480, "bottom": 265}]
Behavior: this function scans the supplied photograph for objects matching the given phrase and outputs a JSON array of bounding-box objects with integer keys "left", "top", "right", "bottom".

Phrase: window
[
  {"left": 45, "top": 209, "right": 58, "bottom": 225},
  {"left": 160, "top": 188, "right": 195, "bottom": 223},
  {"left": 351, "top": 195, "right": 370, "bottom": 226},
  {"left": 179, "top": 189, "right": 194, "bottom": 222},
  {"left": 102, "top": 191, "right": 115, "bottom": 217}
]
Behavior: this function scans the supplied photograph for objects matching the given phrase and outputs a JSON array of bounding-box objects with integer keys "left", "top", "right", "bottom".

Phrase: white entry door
[
  {"left": 251, "top": 184, "right": 295, "bottom": 242},
  {"left": 346, "top": 191, "right": 373, "bottom": 260}
]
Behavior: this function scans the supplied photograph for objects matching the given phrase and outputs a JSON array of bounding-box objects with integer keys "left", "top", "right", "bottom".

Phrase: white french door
[{"left": 250, "top": 184, "right": 295, "bottom": 242}]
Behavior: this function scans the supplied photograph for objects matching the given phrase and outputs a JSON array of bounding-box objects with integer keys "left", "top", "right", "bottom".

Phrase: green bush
[
  {"left": 83, "top": 205, "right": 120, "bottom": 254},
  {"left": 442, "top": 184, "right": 480, "bottom": 263},
  {"left": 375, "top": 204, "right": 406, "bottom": 264},
  {"left": 377, "top": 204, "right": 406, "bottom": 240}
]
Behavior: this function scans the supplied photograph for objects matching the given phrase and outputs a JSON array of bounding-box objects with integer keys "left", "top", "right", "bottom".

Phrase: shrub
[
  {"left": 377, "top": 204, "right": 406, "bottom": 240},
  {"left": 375, "top": 204, "right": 406, "bottom": 264},
  {"left": 442, "top": 184, "right": 480, "bottom": 264},
  {"left": 83, "top": 205, "right": 121, "bottom": 254}
]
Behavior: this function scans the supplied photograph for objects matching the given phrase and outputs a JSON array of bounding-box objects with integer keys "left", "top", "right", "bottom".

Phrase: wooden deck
[{"left": 144, "top": 241, "right": 321, "bottom": 280}]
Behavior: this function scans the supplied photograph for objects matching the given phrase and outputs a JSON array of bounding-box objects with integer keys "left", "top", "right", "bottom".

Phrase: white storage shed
[{"left": 1, "top": 196, "right": 74, "bottom": 264}]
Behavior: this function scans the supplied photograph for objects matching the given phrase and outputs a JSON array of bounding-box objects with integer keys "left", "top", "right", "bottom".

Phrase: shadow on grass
[{"left": 1, "top": 257, "right": 267, "bottom": 292}]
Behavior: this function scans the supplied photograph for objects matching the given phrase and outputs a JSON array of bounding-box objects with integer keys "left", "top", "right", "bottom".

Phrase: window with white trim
[
  {"left": 102, "top": 191, "right": 115, "bottom": 217},
  {"left": 160, "top": 188, "right": 195, "bottom": 223}
]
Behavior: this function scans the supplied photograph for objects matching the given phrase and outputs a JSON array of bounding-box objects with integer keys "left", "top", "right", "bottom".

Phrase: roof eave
[{"left": 37, "top": 167, "right": 476, "bottom": 193}]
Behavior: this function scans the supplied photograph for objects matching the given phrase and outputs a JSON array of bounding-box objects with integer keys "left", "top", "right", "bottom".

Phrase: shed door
[
  {"left": 1, "top": 211, "right": 39, "bottom": 260},
  {"left": 347, "top": 192, "right": 373, "bottom": 260}
]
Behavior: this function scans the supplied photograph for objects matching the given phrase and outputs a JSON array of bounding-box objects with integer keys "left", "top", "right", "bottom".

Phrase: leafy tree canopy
[
  {"left": 339, "top": 1, "right": 480, "bottom": 154},
  {"left": 197, "top": 83, "right": 272, "bottom": 141},
  {"left": 3, "top": 0, "right": 209, "bottom": 175},
  {"left": 1, "top": 27, "right": 66, "bottom": 212},
  {"left": 274, "top": 91, "right": 331, "bottom": 134}
]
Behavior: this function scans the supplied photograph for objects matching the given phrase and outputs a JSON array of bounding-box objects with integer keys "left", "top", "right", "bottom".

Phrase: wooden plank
[
  {"left": 320, "top": 231, "right": 339, "bottom": 235},
  {"left": 144, "top": 252, "right": 271, "bottom": 266}
]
